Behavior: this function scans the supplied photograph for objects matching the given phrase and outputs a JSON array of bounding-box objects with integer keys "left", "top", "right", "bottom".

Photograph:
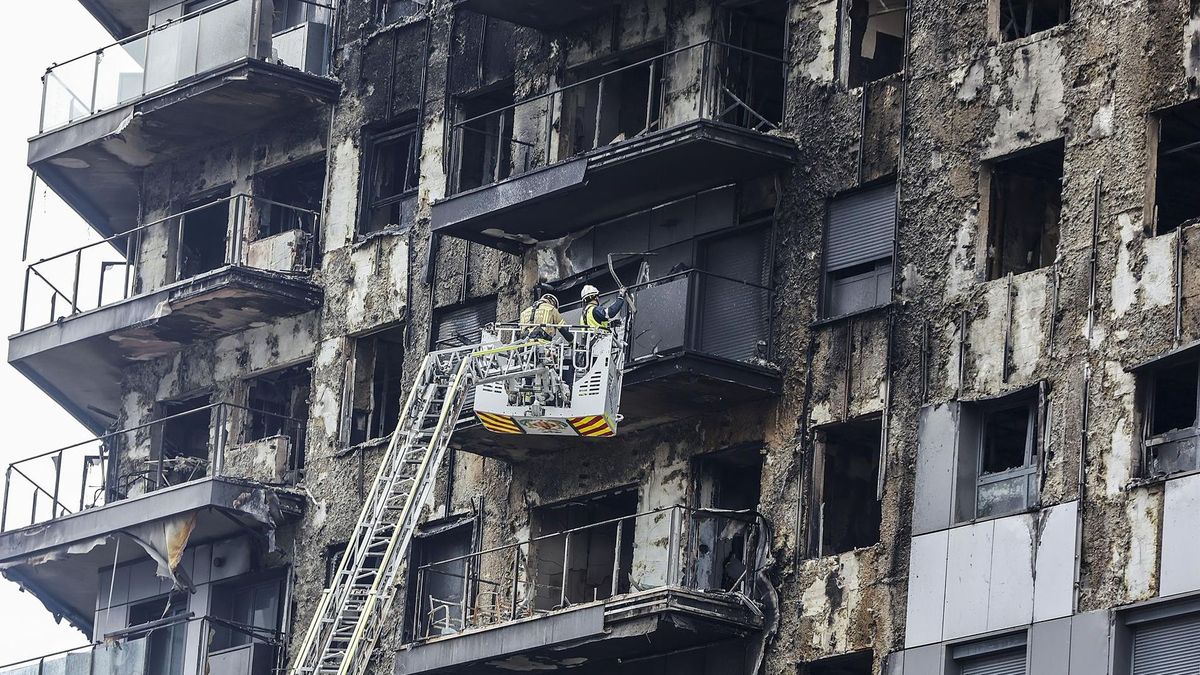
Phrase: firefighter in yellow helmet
[{"left": 579, "top": 285, "right": 627, "bottom": 330}]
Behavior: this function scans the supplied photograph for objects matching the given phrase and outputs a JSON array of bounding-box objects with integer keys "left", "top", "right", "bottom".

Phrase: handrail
[{"left": 555, "top": 268, "right": 774, "bottom": 315}]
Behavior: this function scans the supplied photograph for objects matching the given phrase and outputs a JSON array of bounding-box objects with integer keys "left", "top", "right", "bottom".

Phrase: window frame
[
  {"left": 1140, "top": 357, "right": 1200, "bottom": 478},
  {"left": 950, "top": 631, "right": 1029, "bottom": 674},
  {"left": 808, "top": 416, "right": 884, "bottom": 558},
  {"left": 993, "top": 0, "right": 1070, "bottom": 43},
  {"left": 819, "top": 180, "right": 897, "bottom": 321},
  {"left": 343, "top": 324, "right": 407, "bottom": 448},
  {"left": 953, "top": 386, "right": 1046, "bottom": 524},
  {"left": 974, "top": 398, "right": 1039, "bottom": 518},
  {"left": 359, "top": 123, "right": 421, "bottom": 237},
  {"left": 979, "top": 140, "right": 1064, "bottom": 281}
]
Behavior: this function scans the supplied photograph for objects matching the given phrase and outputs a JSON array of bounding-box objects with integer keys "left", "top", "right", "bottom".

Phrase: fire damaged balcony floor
[
  {"left": 431, "top": 120, "right": 799, "bottom": 253},
  {"left": 8, "top": 266, "right": 322, "bottom": 433},
  {"left": 394, "top": 587, "right": 762, "bottom": 674},
  {"left": 456, "top": 0, "right": 615, "bottom": 30}
]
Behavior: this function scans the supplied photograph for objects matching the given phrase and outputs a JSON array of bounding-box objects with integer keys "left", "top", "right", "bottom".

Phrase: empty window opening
[
  {"left": 128, "top": 594, "right": 189, "bottom": 675},
  {"left": 531, "top": 488, "right": 638, "bottom": 610},
  {"left": 719, "top": 0, "right": 788, "bottom": 127},
  {"left": 956, "top": 391, "right": 1040, "bottom": 522},
  {"left": 256, "top": 157, "right": 326, "bottom": 240},
  {"left": 812, "top": 418, "right": 882, "bottom": 557},
  {"left": 804, "top": 650, "right": 874, "bottom": 675},
  {"left": 379, "top": 0, "right": 426, "bottom": 24},
  {"left": 405, "top": 522, "right": 474, "bottom": 640},
  {"left": 846, "top": 0, "right": 907, "bottom": 88},
  {"left": 1141, "top": 357, "right": 1200, "bottom": 477},
  {"left": 999, "top": 0, "right": 1069, "bottom": 42},
  {"left": 153, "top": 394, "right": 213, "bottom": 488},
  {"left": 694, "top": 447, "right": 762, "bottom": 592},
  {"left": 559, "top": 44, "right": 664, "bottom": 158},
  {"left": 210, "top": 573, "right": 285, "bottom": 651},
  {"left": 433, "top": 298, "right": 497, "bottom": 349},
  {"left": 823, "top": 182, "right": 895, "bottom": 319},
  {"left": 361, "top": 124, "right": 420, "bottom": 236},
  {"left": 455, "top": 85, "right": 515, "bottom": 192},
  {"left": 177, "top": 193, "right": 231, "bottom": 281},
  {"left": 347, "top": 325, "right": 406, "bottom": 446},
  {"left": 246, "top": 363, "right": 311, "bottom": 470},
  {"left": 984, "top": 141, "right": 1063, "bottom": 280},
  {"left": 1154, "top": 102, "right": 1200, "bottom": 236}
]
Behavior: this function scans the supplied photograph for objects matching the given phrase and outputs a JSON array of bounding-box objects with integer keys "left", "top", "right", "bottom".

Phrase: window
[
  {"left": 177, "top": 192, "right": 231, "bottom": 281},
  {"left": 558, "top": 44, "right": 664, "bottom": 159},
  {"left": 804, "top": 650, "right": 873, "bottom": 675},
  {"left": 433, "top": 298, "right": 497, "bottom": 349},
  {"left": 272, "top": 0, "right": 333, "bottom": 32},
  {"left": 822, "top": 182, "right": 895, "bottom": 319},
  {"left": 210, "top": 574, "right": 285, "bottom": 650},
  {"left": 361, "top": 125, "right": 420, "bottom": 236},
  {"left": 845, "top": 0, "right": 907, "bottom": 88},
  {"left": 245, "top": 363, "right": 311, "bottom": 466},
  {"left": 951, "top": 633, "right": 1027, "bottom": 675},
  {"left": 983, "top": 141, "right": 1063, "bottom": 280},
  {"left": 1153, "top": 102, "right": 1200, "bottom": 236},
  {"left": 454, "top": 85, "right": 515, "bottom": 192},
  {"left": 379, "top": 0, "right": 426, "bottom": 24},
  {"left": 694, "top": 447, "right": 761, "bottom": 591},
  {"left": 346, "top": 325, "right": 406, "bottom": 446},
  {"left": 810, "top": 418, "right": 882, "bottom": 556},
  {"left": 955, "top": 390, "right": 1041, "bottom": 522},
  {"left": 531, "top": 488, "right": 637, "bottom": 610},
  {"left": 255, "top": 157, "right": 325, "bottom": 240},
  {"left": 998, "top": 0, "right": 1069, "bottom": 42},
  {"left": 324, "top": 542, "right": 348, "bottom": 587},
  {"left": 405, "top": 521, "right": 474, "bottom": 640},
  {"left": 128, "top": 594, "right": 189, "bottom": 675},
  {"left": 720, "top": 0, "right": 788, "bottom": 127},
  {"left": 153, "top": 394, "right": 213, "bottom": 488},
  {"left": 1127, "top": 606, "right": 1200, "bottom": 674},
  {"left": 1140, "top": 355, "right": 1200, "bottom": 477}
]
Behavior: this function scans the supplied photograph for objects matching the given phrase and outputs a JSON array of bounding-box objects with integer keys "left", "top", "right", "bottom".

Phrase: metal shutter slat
[
  {"left": 826, "top": 183, "right": 896, "bottom": 272},
  {"left": 1133, "top": 615, "right": 1200, "bottom": 675},
  {"left": 959, "top": 649, "right": 1026, "bottom": 675},
  {"left": 700, "top": 227, "right": 770, "bottom": 361}
]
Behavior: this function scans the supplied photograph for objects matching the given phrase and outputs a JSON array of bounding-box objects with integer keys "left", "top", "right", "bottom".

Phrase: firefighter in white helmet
[
  {"left": 520, "top": 292, "right": 571, "bottom": 341},
  {"left": 579, "top": 284, "right": 627, "bottom": 330}
]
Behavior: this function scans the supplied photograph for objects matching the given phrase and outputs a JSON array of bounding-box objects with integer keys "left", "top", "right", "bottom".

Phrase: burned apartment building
[{"left": 5, "top": 0, "right": 1200, "bottom": 673}]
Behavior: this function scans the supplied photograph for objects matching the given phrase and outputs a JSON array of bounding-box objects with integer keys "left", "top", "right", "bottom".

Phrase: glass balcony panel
[
  {"left": 195, "top": 0, "right": 254, "bottom": 75},
  {"left": 94, "top": 37, "right": 149, "bottom": 116},
  {"left": 42, "top": 56, "right": 98, "bottom": 131}
]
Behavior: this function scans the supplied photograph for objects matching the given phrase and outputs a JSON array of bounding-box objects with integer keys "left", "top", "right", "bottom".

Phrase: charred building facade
[{"left": 3, "top": 0, "right": 1200, "bottom": 673}]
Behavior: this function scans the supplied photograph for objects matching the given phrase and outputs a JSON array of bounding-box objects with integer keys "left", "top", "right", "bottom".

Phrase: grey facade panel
[
  {"left": 825, "top": 183, "right": 896, "bottom": 272},
  {"left": 1029, "top": 617, "right": 1071, "bottom": 675},
  {"left": 902, "top": 644, "right": 944, "bottom": 675},
  {"left": 914, "top": 404, "right": 959, "bottom": 535},
  {"left": 1160, "top": 473, "right": 1200, "bottom": 597},
  {"left": 1069, "top": 611, "right": 1112, "bottom": 675}
]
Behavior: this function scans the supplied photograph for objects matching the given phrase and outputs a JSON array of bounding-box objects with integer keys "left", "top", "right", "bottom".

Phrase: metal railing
[
  {"left": 39, "top": 0, "right": 335, "bottom": 133},
  {"left": 0, "top": 614, "right": 284, "bottom": 675},
  {"left": 448, "top": 40, "right": 787, "bottom": 194},
  {"left": 20, "top": 193, "right": 320, "bottom": 332},
  {"left": 410, "top": 506, "right": 765, "bottom": 641},
  {"left": 0, "top": 402, "right": 305, "bottom": 533}
]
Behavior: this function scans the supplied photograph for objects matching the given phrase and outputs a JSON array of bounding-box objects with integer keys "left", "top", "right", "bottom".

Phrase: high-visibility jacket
[{"left": 580, "top": 303, "right": 608, "bottom": 329}]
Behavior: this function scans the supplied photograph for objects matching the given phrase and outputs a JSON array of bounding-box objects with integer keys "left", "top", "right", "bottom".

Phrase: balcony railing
[
  {"left": 447, "top": 40, "right": 786, "bottom": 195},
  {"left": 20, "top": 193, "right": 320, "bottom": 332},
  {"left": 0, "top": 402, "right": 305, "bottom": 533},
  {"left": 0, "top": 614, "right": 283, "bottom": 675},
  {"left": 39, "top": 0, "right": 335, "bottom": 133},
  {"left": 409, "top": 506, "right": 765, "bottom": 641}
]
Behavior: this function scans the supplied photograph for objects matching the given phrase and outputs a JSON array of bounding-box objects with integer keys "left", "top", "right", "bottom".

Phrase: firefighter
[
  {"left": 579, "top": 285, "right": 627, "bottom": 330},
  {"left": 520, "top": 293, "right": 569, "bottom": 341}
]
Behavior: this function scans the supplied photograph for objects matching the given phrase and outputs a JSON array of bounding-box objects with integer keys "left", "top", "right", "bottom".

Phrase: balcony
[
  {"left": 456, "top": 0, "right": 615, "bottom": 31},
  {"left": 0, "top": 615, "right": 283, "bottom": 675},
  {"left": 453, "top": 270, "right": 778, "bottom": 459},
  {"left": 0, "top": 403, "right": 304, "bottom": 634},
  {"left": 431, "top": 41, "right": 797, "bottom": 253},
  {"left": 395, "top": 507, "right": 767, "bottom": 674},
  {"left": 30, "top": 0, "right": 338, "bottom": 234},
  {"left": 9, "top": 194, "right": 321, "bottom": 432}
]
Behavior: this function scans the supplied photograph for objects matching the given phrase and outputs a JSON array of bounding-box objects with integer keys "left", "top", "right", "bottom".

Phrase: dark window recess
[
  {"left": 999, "top": 0, "right": 1069, "bottom": 42},
  {"left": 805, "top": 651, "right": 874, "bottom": 675},
  {"left": 455, "top": 85, "right": 515, "bottom": 192},
  {"left": 559, "top": 44, "right": 664, "bottom": 159},
  {"left": 823, "top": 182, "right": 895, "bottom": 319},
  {"left": 812, "top": 419, "right": 882, "bottom": 556},
  {"left": 246, "top": 363, "right": 311, "bottom": 469},
  {"left": 434, "top": 298, "right": 497, "bottom": 349},
  {"left": 846, "top": 0, "right": 907, "bottom": 88},
  {"left": 347, "top": 325, "right": 406, "bottom": 446},
  {"left": 406, "top": 523, "right": 474, "bottom": 640},
  {"left": 1154, "top": 102, "right": 1200, "bottom": 236},
  {"left": 210, "top": 574, "right": 285, "bottom": 650},
  {"left": 985, "top": 141, "right": 1063, "bottom": 280},
  {"left": 152, "top": 394, "right": 212, "bottom": 489},
  {"left": 531, "top": 489, "right": 638, "bottom": 610},
  {"left": 128, "top": 594, "right": 189, "bottom": 675},
  {"left": 324, "top": 542, "right": 348, "bottom": 587},
  {"left": 256, "top": 158, "right": 325, "bottom": 239},
  {"left": 379, "top": 0, "right": 426, "bottom": 24},
  {"left": 272, "top": 0, "right": 331, "bottom": 31},
  {"left": 1142, "top": 357, "right": 1200, "bottom": 477},
  {"left": 694, "top": 447, "right": 761, "bottom": 591},
  {"left": 362, "top": 125, "right": 420, "bottom": 236},
  {"left": 719, "top": 0, "right": 788, "bottom": 127},
  {"left": 177, "top": 194, "right": 230, "bottom": 281},
  {"left": 617, "top": 643, "right": 748, "bottom": 675},
  {"left": 955, "top": 391, "right": 1040, "bottom": 522}
]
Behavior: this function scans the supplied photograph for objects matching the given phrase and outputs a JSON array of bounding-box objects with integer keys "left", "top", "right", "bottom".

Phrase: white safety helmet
[
  {"left": 540, "top": 293, "right": 560, "bottom": 308},
  {"left": 581, "top": 284, "right": 600, "bottom": 302}
]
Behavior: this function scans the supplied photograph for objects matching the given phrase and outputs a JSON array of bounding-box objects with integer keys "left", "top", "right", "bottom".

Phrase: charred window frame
[
  {"left": 1138, "top": 354, "right": 1200, "bottom": 478},
  {"left": 452, "top": 84, "right": 516, "bottom": 193},
  {"left": 149, "top": 393, "right": 214, "bottom": 491},
  {"left": 403, "top": 517, "right": 480, "bottom": 641},
  {"left": 432, "top": 297, "right": 497, "bottom": 350},
  {"left": 954, "top": 388, "right": 1044, "bottom": 523},
  {"left": 253, "top": 156, "right": 326, "bottom": 243},
  {"left": 821, "top": 181, "right": 896, "bottom": 320},
  {"left": 996, "top": 0, "right": 1069, "bottom": 42},
  {"left": 557, "top": 42, "right": 666, "bottom": 160},
  {"left": 244, "top": 362, "right": 311, "bottom": 471},
  {"left": 809, "top": 417, "right": 883, "bottom": 557},
  {"left": 982, "top": 141, "right": 1063, "bottom": 280},
  {"left": 843, "top": 0, "right": 907, "bottom": 88},
  {"left": 344, "top": 325, "right": 407, "bottom": 447},
  {"left": 360, "top": 124, "right": 420, "bottom": 237},
  {"left": 378, "top": 0, "right": 427, "bottom": 25},
  {"left": 692, "top": 446, "right": 762, "bottom": 592},
  {"left": 209, "top": 570, "right": 287, "bottom": 651},
  {"left": 1151, "top": 101, "right": 1200, "bottom": 236}
]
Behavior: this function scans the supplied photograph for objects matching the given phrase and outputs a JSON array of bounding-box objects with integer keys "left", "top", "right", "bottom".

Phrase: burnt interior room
[
  {"left": 245, "top": 362, "right": 312, "bottom": 455},
  {"left": 177, "top": 192, "right": 231, "bottom": 280},
  {"left": 845, "top": 0, "right": 907, "bottom": 87},
  {"left": 1155, "top": 101, "right": 1200, "bottom": 235},
  {"left": 999, "top": 0, "right": 1070, "bottom": 41},
  {"left": 813, "top": 418, "right": 882, "bottom": 556},
  {"left": 349, "top": 325, "right": 407, "bottom": 446},
  {"left": 255, "top": 157, "right": 327, "bottom": 240},
  {"left": 151, "top": 393, "right": 213, "bottom": 489},
  {"left": 531, "top": 488, "right": 638, "bottom": 609},
  {"left": 455, "top": 84, "right": 515, "bottom": 192},
  {"left": 985, "top": 140, "right": 1063, "bottom": 279}
]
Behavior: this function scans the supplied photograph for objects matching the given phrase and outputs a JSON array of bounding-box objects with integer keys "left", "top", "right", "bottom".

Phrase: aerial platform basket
[{"left": 472, "top": 323, "right": 625, "bottom": 437}]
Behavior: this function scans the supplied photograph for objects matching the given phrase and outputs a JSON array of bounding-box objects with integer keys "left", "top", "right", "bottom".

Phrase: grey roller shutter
[
  {"left": 699, "top": 226, "right": 770, "bottom": 361},
  {"left": 435, "top": 299, "right": 496, "bottom": 348},
  {"left": 825, "top": 182, "right": 896, "bottom": 272},
  {"left": 1132, "top": 614, "right": 1200, "bottom": 674},
  {"left": 958, "top": 649, "right": 1026, "bottom": 675}
]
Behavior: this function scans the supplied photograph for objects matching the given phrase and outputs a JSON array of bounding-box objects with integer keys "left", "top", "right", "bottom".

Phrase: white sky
[{"left": 0, "top": 0, "right": 116, "bottom": 665}]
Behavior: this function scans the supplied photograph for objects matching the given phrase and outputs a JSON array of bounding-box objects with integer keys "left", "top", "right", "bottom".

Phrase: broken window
[
  {"left": 379, "top": 0, "right": 426, "bottom": 24},
  {"left": 845, "top": 0, "right": 907, "bottom": 88},
  {"left": 719, "top": 0, "right": 788, "bottom": 127},
  {"left": 1140, "top": 356, "right": 1200, "bottom": 477},
  {"left": 346, "top": 325, "right": 406, "bottom": 446},
  {"left": 245, "top": 363, "right": 311, "bottom": 470},
  {"left": 956, "top": 390, "right": 1041, "bottom": 522},
  {"left": 255, "top": 157, "right": 325, "bottom": 239},
  {"left": 361, "top": 124, "right": 420, "bottom": 236},
  {"left": 822, "top": 182, "right": 895, "bottom": 319},
  {"left": 177, "top": 192, "right": 231, "bottom": 281},
  {"left": 999, "top": 0, "right": 1069, "bottom": 42},
  {"left": 454, "top": 85, "right": 515, "bottom": 192},
  {"left": 693, "top": 447, "right": 761, "bottom": 591},
  {"left": 1153, "top": 102, "right": 1200, "bottom": 236},
  {"left": 128, "top": 594, "right": 188, "bottom": 675},
  {"left": 804, "top": 651, "right": 874, "bottom": 675},
  {"left": 952, "top": 633, "right": 1028, "bottom": 675},
  {"left": 559, "top": 44, "right": 664, "bottom": 159},
  {"left": 433, "top": 298, "right": 497, "bottom": 349},
  {"left": 405, "top": 521, "right": 474, "bottom": 640},
  {"left": 811, "top": 418, "right": 882, "bottom": 557},
  {"left": 152, "top": 394, "right": 213, "bottom": 489},
  {"left": 531, "top": 488, "right": 637, "bottom": 610},
  {"left": 210, "top": 573, "right": 285, "bottom": 651},
  {"left": 984, "top": 141, "right": 1063, "bottom": 280}
]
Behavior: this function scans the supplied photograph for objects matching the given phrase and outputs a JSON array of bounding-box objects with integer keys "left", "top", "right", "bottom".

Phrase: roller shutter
[
  {"left": 699, "top": 226, "right": 771, "bottom": 361},
  {"left": 1131, "top": 614, "right": 1200, "bottom": 674},
  {"left": 825, "top": 182, "right": 896, "bottom": 272},
  {"left": 958, "top": 649, "right": 1026, "bottom": 675}
]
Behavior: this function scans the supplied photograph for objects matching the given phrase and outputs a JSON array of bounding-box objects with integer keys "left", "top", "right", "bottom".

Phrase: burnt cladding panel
[
  {"left": 826, "top": 183, "right": 897, "bottom": 271},
  {"left": 449, "top": 14, "right": 520, "bottom": 95},
  {"left": 392, "top": 26, "right": 430, "bottom": 113}
]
